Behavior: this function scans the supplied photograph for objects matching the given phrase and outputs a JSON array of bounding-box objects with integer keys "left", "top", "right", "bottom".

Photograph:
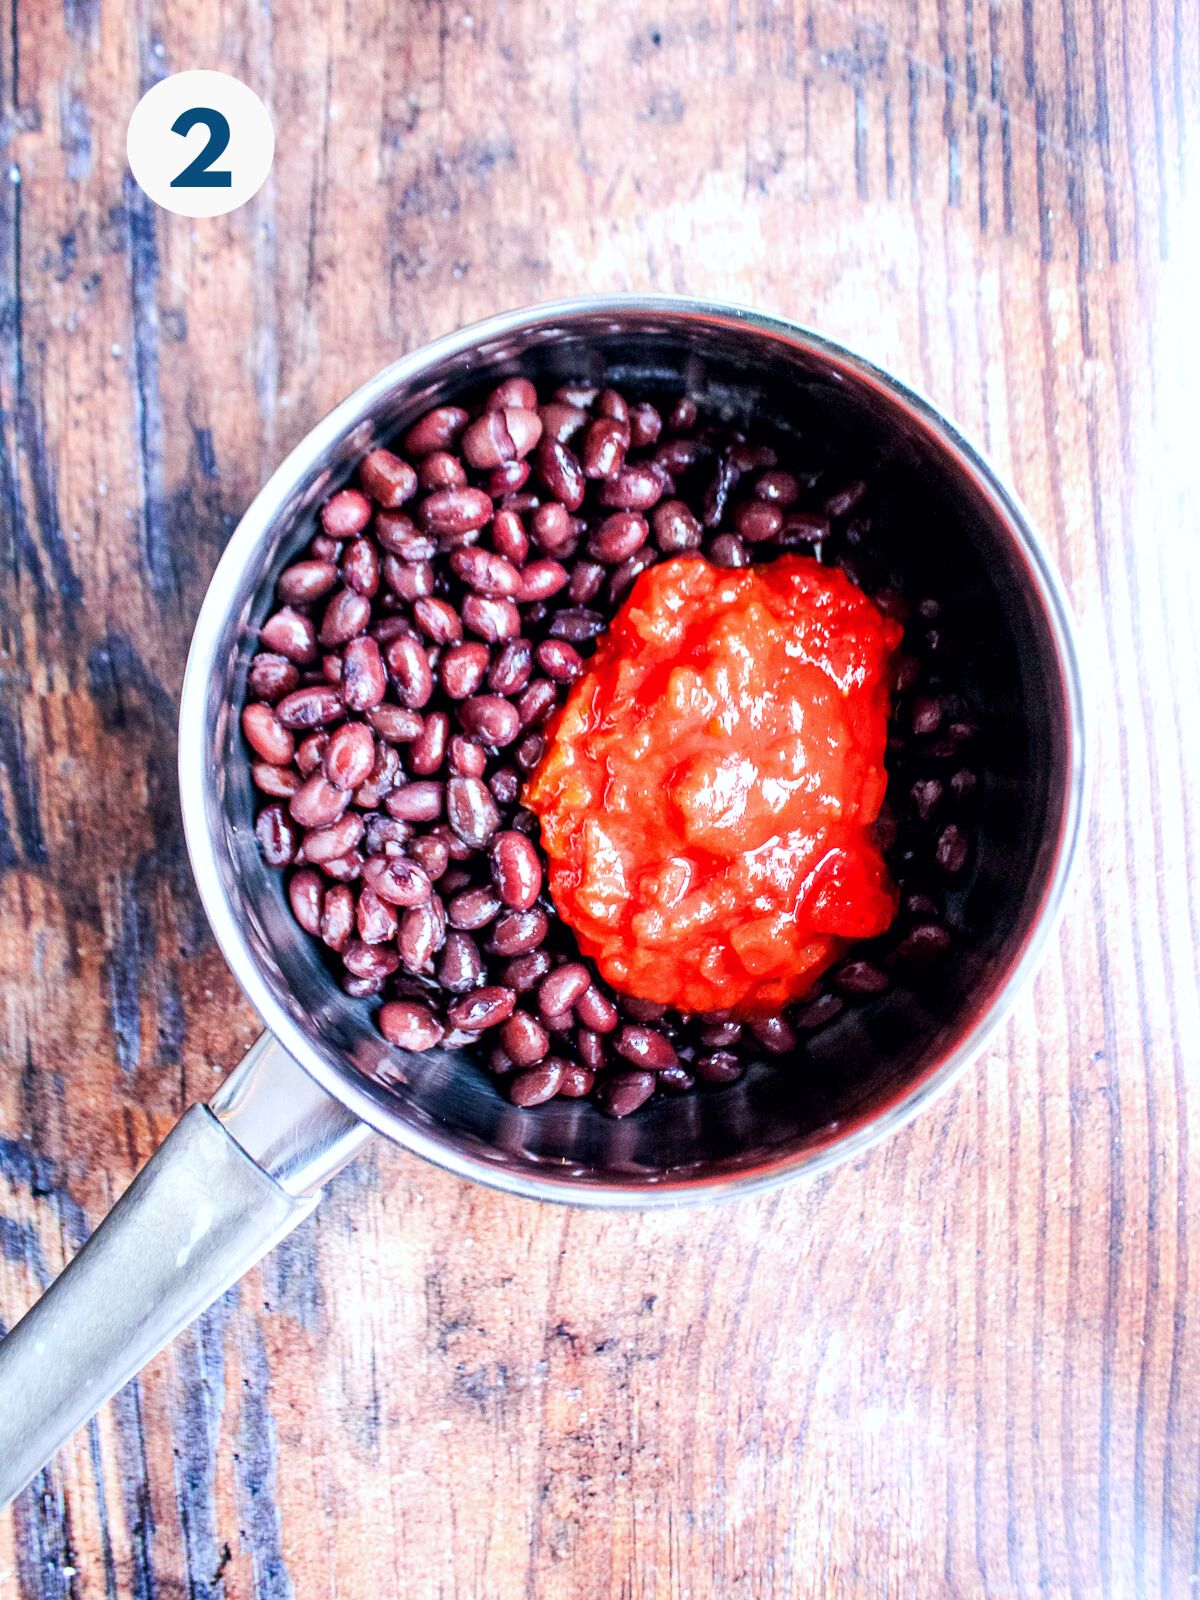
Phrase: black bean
[
  {"left": 652, "top": 499, "right": 703, "bottom": 553},
  {"left": 575, "top": 1028, "right": 606, "bottom": 1073},
  {"left": 409, "top": 710, "right": 450, "bottom": 776},
  {"left": 288, "top": 867, "right": 325, "bottom": 935},
  {"left": 242, "top": 703, "right": 295, "bottom": 766},
  {"left": 777, "top": 512, "right": 830, "bottom": 547},
  {"left": 487, "top": 908, "right": 548, "bottom": 956},
  {"left": 695, "top": 1051, "right": 744, "bottom": 1084},
  {"left": 485, "top": 377, "right": 538, "bottom": 412},
  {"left": 295, "top": 733, "right": 328, "bottom": 777},
  {"left": 894, "top": 922, "right": 953, "bottom": 963},
  {"left": 448, "top": 735, "right": 487, "bottom": 777},
  {"left": 910, "top": 778, "right": 944, "bottom": 821},
  {"left": 627, "top": 402, "right": 662, "bottom": 448},
  {"left": 500, "top": 1010, "right": 550, "bottom": 1066},
  {"left": 568, "top": 560, "right": 605, "bottom": 603},
  {"left": 596, "top": 1070, "right": 656, "bottom": 1117},
  {"left": 446, "top": 776, "right": 501, "bottom": 846},
  {"left": 318, "top": 850, "right": 364, "bottom": 882},
  {"left": 408, "top": 832, "right": 451, "bottom": 881},
  {"left": 378, "top": 515, "right": 436, "bottom": 561},
  {"left": 315, "top": 883, "right": 352, "bottom": 951},
  {"left": 360, "top": 447, "right": 418, "bottom": 508},
  {"left": 509, "top": 1060, "right": 564, "bottom": 1106},
  {"left": 935, "top": 823, "right": 969, "bottom": 875},
  {"left": 754, "top": 469, "right": 800, "bottom": 506},
  {"left": 534, "top": 436, "right": 586, "bottom": 510},
  {"left": 588, "top": 511, "right": 649, "bottom": 564},
  {"left": 399, "top": 897, "right": 447, "bottom": 973},
  {"left": 379, "top": 999, "right": 445, "bottom": 1050},
  {"left": 535, "top": 962, "right": 589, "bottom": 1018},
  {"left": 613, "top": 1024, "right": 678, "bottom": 1071},
  {"left": 697, "top": 1021, "right": 740, "bottom": 1048},
  {"left": 487, "top": 639, "right": 533, "bottom": 696},
  {"left": 516, "top": 679, "right": 559, "bottom": 728},
  {"left": 547, "top": 607, "right": 605, "bottom": 642},
  {"left": 321, "top": 487, "right": 372, "bottom": 537},
  {"left": 247, "top": 653, "right": 300, "bottom": 703},
  {"left": 620, "top": 996, "right": 668, "bottom": 1023},
  {"left": 441, "top": 642, "right": 490, "bottom": 699},
  {"left": 791, "top": 993, "right": 844, "bottom": 1030},
  {"left": 515, "top": 733, "right": 544, "bottom": 773},
  {"left": 341, "top": 636, "right": 387, "bottom": 710},
  {"left": 708, "top": 533, "right": 749, "bottom": 567},
  {"left": 575, "top": 986, "right": 618, "bottom": 1033},
  {"left": 749, "top": 1016, "right": 797, "bottom": 1054},
  {"left": 461, "top": 407, "right": 542, "bottom": 469},
  {"left": 490, "top": 830, "right": 543, "bottom": 910},
  {"left": 289, "top": 775, "right": 351, "bottom": 828},
  {"left": 531, "top": 503, "right": 574, "bottom": 556},
  {"left": 489, "top": 767, "right": 522, "bottom": 806},
  {"left": 354, "top": 742, "right": 401, "bottom": 806},
  {"left": 364, "top": 814, "right": 411, "bottom": 854},
  {"left": 403, "top": 406, "right": 468, "bottom": 457},
  {"left": 385, "top": 781, "right": 444, "bottom": 823},
  {"left": 598, "top": 465, "right": 663, "bottom": 512},
  {"left": 516, "top": 559, "right": 569, "bottom": 602},
  {"left": 539, "top": 400, "right": 590, "bottom": 441},
  {"left": 734, "top": 501, "right": 784, "bottom": 543},
  {"left": 459, "top": 695, "right": 521, "bottom": 747},
  {"left": 448, "top": 986, "right": 517, "bottom": 1032},
  {"left": 304, "top": 811, "right": 364, "bottom": 864},
  {"left": 419, "top": 451, "right": 468, "bottom": 492},
  {"left": 912, "top": 694, "right": 944, "bottom": 736},
  {"left": 384, "top": 634, "right": 434, "bottom": 708},
  {"left": 581, "top": 417, "right": 629, "bottom": 480},
  {"left": 278, "top": 559, "right": 338, "bottom": 606},
  {"left": 356, "top": 884, "right": 398, "bottom": 944},
  {"left": 362, "top": 854, "right": 432, "bottom": 906},
  {"left": 262, "top": 607, "right": 318, "bottom": 664},
  {"left": 343, "top": 940, "right": 400, "bottom": 980},
  {"left": 450, "top": 547, "right": 521, "bottom": 597},
  {"left": 500, "top": 950, "right": 553, "bottom": 992},
  {"left": 824, "top": 480, "right": 867, "bottom": 517},
  {"left": 462, "top": 594, "right": 521, "bottom": 642},
  {"left": 342, "top": 973, "right": 383, "bottom": 998},
  {"left": 438, "top": 931, "right": 485, "bottom": 993},
  {"left": 701, "top": 451, "right": 740, "bottom": 527},
  {"left": 419, "top": 486, "right": 493, "bottom": 537},
  {"left": 950, "top": 768, "right": 978, "bottom": 804},
  {"left": 533, "top": 639, "right": 581, "bottom": 683},
  {"left": 252, "top": 761, "right": 299, "bottom": 797},
  {"left": 256, "top": 804, "right": 297, "bottom": 866},
  {"left": 833, "top": 960, "right": 890, "bottom": 995},
  {"left": 319, "top": 587, "right": 372, "bottom": 647},
  {"left": 448, "top": 887, "right": 502, "bottom": 930}
]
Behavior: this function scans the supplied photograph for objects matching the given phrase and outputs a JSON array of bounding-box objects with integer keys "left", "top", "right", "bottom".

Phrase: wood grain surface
[{"left": 1, "top": 0, "right": 1197, "bottom": 1594}]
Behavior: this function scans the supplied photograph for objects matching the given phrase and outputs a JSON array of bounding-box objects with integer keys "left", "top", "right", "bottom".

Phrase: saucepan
[{"left": 0, "top": 297, "right": 1087, "bottom": 1505}]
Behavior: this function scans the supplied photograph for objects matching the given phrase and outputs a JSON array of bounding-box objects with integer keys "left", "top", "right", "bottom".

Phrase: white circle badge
[{"left": 127, "top": 70, "right": 274, "bottom": 218}]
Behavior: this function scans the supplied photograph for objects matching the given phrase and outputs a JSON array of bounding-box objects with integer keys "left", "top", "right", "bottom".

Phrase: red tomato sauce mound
[{"left": 523, "top": 554, "right": 903, "bottom": 1017}]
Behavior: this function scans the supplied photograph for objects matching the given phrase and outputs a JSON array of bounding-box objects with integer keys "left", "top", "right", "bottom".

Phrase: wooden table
[{"left": 1, "top": 1, "right": 1196, "bottom": 1594}]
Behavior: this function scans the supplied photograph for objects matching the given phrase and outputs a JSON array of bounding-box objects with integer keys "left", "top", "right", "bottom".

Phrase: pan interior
[{"left": 198, "top": 309, "right": 1072, "bottom": 1189}]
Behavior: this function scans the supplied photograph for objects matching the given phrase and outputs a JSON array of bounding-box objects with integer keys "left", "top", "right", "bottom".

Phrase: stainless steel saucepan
[{"left": 0, "top": 298, "right": 1087, "bottom": 1505}]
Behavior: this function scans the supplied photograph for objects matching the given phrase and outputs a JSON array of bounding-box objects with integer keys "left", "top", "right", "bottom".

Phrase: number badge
[{"left": 127, "top": 71, "right": 274, "bottom": 218}]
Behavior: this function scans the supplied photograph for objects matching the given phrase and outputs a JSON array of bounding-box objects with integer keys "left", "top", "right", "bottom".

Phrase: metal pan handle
[{"left": 0, "top": 1035, "right": 372, "bottom": 1507}]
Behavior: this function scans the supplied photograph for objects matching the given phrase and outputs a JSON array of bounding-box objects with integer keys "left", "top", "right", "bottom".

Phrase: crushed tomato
[{"left": 524, "top": 554, "right": 903, "bottom": 1017}]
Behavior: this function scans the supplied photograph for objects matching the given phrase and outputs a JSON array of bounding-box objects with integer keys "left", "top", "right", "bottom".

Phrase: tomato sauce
[{"left": 524, "top": 554, "right": 902, "bottom": 1017}]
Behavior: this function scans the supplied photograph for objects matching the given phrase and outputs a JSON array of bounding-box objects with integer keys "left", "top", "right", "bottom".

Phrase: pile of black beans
[{"left": 243, "top": 377, "right": 980, "bottom": 1116}]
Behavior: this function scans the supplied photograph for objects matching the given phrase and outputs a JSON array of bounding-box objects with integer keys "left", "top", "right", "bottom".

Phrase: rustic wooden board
[{"left": 1, "top": 0, "right": 1197, "bottom": 1594}]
